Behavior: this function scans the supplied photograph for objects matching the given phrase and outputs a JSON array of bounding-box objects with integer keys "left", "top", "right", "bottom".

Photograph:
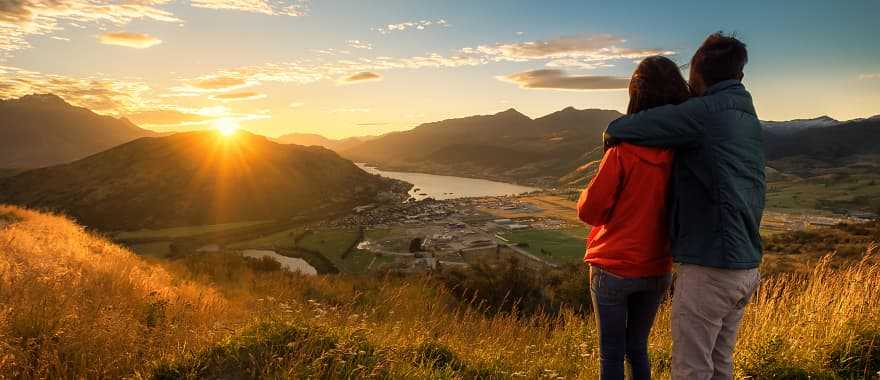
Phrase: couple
[{"left": 577, "top": 32, "right": 764, "bottom": 380}]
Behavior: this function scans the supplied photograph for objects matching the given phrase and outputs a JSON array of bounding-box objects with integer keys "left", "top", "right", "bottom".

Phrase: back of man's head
[{"left": 689, "top": 32, "right": 748, "bottom": 95}]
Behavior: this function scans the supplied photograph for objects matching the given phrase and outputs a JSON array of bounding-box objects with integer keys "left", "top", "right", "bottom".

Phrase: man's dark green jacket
[{"left": 605, "top": 79, "right": 765, "bottom": 269}]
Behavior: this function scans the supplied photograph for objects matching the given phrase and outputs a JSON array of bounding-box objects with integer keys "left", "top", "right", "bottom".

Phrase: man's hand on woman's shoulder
[{"left": 603, "top": 131, "right": 622, "bottom": 152}]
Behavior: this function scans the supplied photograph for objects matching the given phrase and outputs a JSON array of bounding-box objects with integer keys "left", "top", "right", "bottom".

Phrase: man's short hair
[{"left": 691, "top": 32, "right": 748, "bottom": 87}]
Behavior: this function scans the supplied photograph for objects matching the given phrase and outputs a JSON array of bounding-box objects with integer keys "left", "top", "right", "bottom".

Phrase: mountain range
[
  {"left": 275, "top": 133, "right": 376, "bottom": 152},
  {"left": 0, "top": 92, "right": 877, "bottom": 201},
  {"left": 0, "top": 131, "right": 402, "bottom": 230},
  {"left": 0, "top": 94, "right": 159, "bottom": 169},
  {"left": 340, "top": 107, "right": 622, "bottom": 186}
]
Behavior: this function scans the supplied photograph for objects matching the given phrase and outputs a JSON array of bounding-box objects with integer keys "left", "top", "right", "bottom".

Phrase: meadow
[{"left": 1, "top": 205, "right": 879, "bottom": 379}]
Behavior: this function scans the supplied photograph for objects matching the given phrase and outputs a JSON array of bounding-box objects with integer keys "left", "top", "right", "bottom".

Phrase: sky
[{"left": 1, "top": 0, "right": 878, "bottom": 139}]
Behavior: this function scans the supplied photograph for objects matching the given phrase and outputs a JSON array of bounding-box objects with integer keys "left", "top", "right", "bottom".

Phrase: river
[
  {"left": 358, "top": 164, "right": 539, "bottom": 201},
  {"left": 241, "top": 249, "right": 318, "bottom": 276}
]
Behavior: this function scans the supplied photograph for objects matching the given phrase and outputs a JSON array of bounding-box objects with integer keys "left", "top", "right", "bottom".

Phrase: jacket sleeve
[
  {"left": 605, "top": 99, "right": 704, "bottom": 148},
  {"left": 577, "top": 147, "right": 625, "bottom": 226}
]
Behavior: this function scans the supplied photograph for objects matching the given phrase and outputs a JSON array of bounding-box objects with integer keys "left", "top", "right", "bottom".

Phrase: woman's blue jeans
[{"left": 590, "top": 266, "right": 672, "bottom": 380}]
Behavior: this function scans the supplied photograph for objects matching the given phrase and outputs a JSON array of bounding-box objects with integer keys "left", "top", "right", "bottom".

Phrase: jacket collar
[{"left": 706, "top": 79, "right": 743, "bottom": 95}]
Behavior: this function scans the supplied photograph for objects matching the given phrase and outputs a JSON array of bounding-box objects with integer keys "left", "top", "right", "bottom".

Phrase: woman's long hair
[{"left": 626, "top": 56, "right": 691, "bottom": 114}]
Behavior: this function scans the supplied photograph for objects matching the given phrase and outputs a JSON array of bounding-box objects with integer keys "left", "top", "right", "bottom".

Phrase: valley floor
[{"left": 114, "top": 191, "right": 877, "bottom": 278}]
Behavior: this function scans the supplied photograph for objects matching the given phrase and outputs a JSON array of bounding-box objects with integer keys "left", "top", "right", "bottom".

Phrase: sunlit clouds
[
  {"left": 466, "top": 34, "right": 674, "bottom": 65},
  {"left": 0, "top": 0, "right": 308, "bottom": 56},
  {"left": 497, "top": 69, "right": 630, "bottom": 91},
  {"left": 172, "top": 75, "right": 257, "bottom": 95},
  {"left": 98, "top": 32, "right": 162, "bottom": 49},
  {"left": 0, "top": 0, "right": 179, "bottom": 54},
  {"left": 346, "top": 40, "right": 372, "bottom": 50},
  {"left": 0, "top": 65, "right": 152, "bottom": 112},
  {"left": 372, "top": 19, "right": 448, "bottom": 34},
  {"left": 860, "top": 73, "right": 880, "bottom": 80},
  {"left": 190, "top": 0, "right": 309, "bottom": 16},
  {"left": 210, "top": 91, "right": 267, "bottom": 102}
]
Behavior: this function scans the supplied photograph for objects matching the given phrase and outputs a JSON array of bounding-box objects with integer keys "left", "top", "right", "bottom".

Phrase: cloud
[
  {"left": 338, "top": 71, "right": 381, "bottom": 84},
  {"left": 545, "top": 59, "right": 613, "bottom": 70},
  {"left": 860, "top": 73, "right": 880, "bottom": 80},
  {"left": 170, "top": 75, "right": 257, "bottom": 95},
  {"left": 468, "top": 34, "right": 674, "bottom": 63},
  {"left": 189, "top": 0, "right": 308, "bottom": 16},
  {"left": 0, "top": 0, "right": 179, "bottom": 54},
  {"left": 289, "top": 102, "right": 304, "bottom": 108},
  {"left": 0, "top": 0, "right": 309, "bottom": 56},
  {"left": 98, "top": 31, "right": 162, "bottom": 49},
  {"left": 497, "top": 69, "right": 629, "bottom": 91},
  {"left": 209, "top": 91, "right": 266, "bottom": 102},
  {"left": 0, "top": 65, "right": 152, "bottom": 112},
  {"left": 373, "top": 19, "right": 448, "bottom": 34},
  {"left": 346, "top": 39, "right": 372, "bottom": 50},
  {"left": 171, "top": 33, "right": 670, "bottom": 95}
]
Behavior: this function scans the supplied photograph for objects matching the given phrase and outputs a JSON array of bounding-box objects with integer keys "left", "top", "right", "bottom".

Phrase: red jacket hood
[{"left": 618, "top": 143, "right": 673, "bottom": 166}]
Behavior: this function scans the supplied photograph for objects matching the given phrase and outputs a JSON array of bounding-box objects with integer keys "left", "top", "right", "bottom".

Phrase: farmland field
[{"left": 500, "top": 227, "right": 588, "bottom": 264}]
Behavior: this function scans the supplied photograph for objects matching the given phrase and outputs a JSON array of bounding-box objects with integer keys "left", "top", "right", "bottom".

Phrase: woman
[{"left": 577, "top": 55, "right": 690, "bottom": 380}]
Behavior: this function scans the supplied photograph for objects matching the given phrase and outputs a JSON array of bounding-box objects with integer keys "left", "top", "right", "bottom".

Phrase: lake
[
  {"left": 358, "top": 164, "right": 539, "bottom": 201},
  {"left": 241, "top": 249, "right": 318, "bottom": 276}
]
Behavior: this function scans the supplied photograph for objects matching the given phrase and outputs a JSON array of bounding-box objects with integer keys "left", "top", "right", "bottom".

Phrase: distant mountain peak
[
  {"left": 496, "top": 108, "right": 527, "bottom": 117},
  {"left": 762, "top": 115, "right": 840, "bottom": 132},
  {"left": 15, "top": 93, "right": 69, "bottom": 106}
]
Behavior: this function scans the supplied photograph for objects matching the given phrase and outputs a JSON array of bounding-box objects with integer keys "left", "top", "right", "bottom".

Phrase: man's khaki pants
[{"left": 671, "top": 264, "right": 760, "bottom": 380}]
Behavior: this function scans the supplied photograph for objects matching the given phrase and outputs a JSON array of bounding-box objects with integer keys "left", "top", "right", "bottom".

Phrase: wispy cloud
[
  {"left": 189, "top": 0, "right": 309, "bottom": 16},
  {"left": 347, "top": 39, "right": 372, "bottom": 50},
  {"left": 0, "top": 0, "right": 179, "bottom": 54},
  {"left": 372, "top": 19, "right": 448, "bottom": 34},
  {"left": 171, "top": 33, "right": 668, "bottom": 96},
  {"left": 545, "top": 59, "right": 614, "bottom": 70},
  {"left": 338, "top": 71, "right": 381, "bottom": 84},
  {"left": 289, "top": 102, "right": 304, "bottom": 108},
  {"left": 98, "top": 32, "right": 162, "bottom": 49},
  {"left": 210, "top": 91, "right": 266, "bottom": 102},
  {"left": 171, "top": 75, "right": 257, "bottom": 95},
  {"left": 0, "top": 65, "right": 152, "bottom": 112},
  {"left": 860, "top": 73, "right": 880, "bottom": 80},
  {"left": 467, "top": 34, "right": 673, "bottom": 63},
  {"left": 497, "top": 69, "right": 629, "bottom": 91}
]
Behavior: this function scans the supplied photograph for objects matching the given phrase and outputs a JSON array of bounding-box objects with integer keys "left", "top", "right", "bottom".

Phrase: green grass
[
  {"left": 115, "top": 220, "right": 269, "bottom": 240},
  {"left": 766, "top": 175, "right": 880, "bottom": 211},
  {"left": 228, "top": 228, "right": 388, "bottom": 274},
  {"left": 297, "top": 229, "right": 370, "bottom": 273},
  {"left": 226, "top": 226, "right": 306, "bottom": 249},
  {"left": 501, "top": 227, "right": 588, "bottom": 264}
]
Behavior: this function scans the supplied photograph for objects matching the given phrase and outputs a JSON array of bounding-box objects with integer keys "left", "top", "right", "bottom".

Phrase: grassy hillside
[
  {"left": 0, "top": 131, "right": 404, "bottom": 230},
  {"left": 0, "top": 94, "right": 159, "bottom": 169},
  {"left": 2, "top": 206, "right": 880, "bottom": 378}
]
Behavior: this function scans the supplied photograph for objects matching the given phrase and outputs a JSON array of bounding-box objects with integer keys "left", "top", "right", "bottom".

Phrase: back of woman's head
[{"left": 627, "top": 56, "right": 691, "bottom": 115}]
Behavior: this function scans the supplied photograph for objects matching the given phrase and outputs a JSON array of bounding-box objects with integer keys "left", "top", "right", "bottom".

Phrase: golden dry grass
[
  {"left": 1, "top": 205, "right": 879, "bottom": 379},
  {"left": 0, "top": 206, "right": 240, "bottom": 378}
]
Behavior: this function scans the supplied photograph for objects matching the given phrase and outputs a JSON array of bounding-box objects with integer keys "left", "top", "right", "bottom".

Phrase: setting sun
[{"left": 213, "top": 118, "right": 239, "bottom": 136}]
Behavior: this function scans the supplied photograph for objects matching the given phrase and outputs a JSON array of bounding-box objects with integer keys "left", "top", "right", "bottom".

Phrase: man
[{"left": 604, "top": 32, "right": 765, "bottom": 379}]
